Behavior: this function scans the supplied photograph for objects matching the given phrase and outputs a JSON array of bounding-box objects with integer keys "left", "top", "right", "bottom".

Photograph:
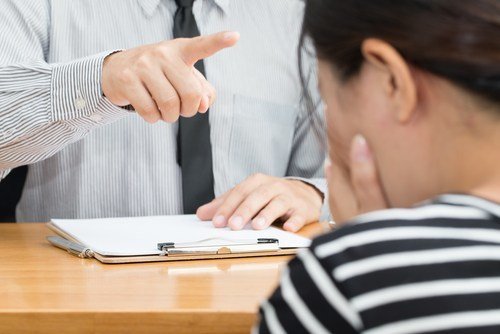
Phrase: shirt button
[
  {"left": 75, "top": 98, "right": 87, "bottom": 110},
  {"left": 89, "top": 113, "right": 103, "bottom": 122}
]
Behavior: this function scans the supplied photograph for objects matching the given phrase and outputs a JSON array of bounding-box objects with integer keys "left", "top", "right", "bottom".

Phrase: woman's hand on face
[{"left": 327, "top": 135, "right": 389, "bottom": 224}]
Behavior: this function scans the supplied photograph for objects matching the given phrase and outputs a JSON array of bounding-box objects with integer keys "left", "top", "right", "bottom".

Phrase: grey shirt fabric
[{"left": 0, "top": 0, "right": 327, "bottom": 222}]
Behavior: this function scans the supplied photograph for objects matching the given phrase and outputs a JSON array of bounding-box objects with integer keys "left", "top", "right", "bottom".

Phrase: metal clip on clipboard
[{"left": 157, "top": 238, "right": 280, "bottom": 257}]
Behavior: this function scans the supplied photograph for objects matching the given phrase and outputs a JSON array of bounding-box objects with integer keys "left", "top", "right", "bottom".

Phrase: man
[{"left": 0, "top": 0, "right": 327, "bottom": 230}]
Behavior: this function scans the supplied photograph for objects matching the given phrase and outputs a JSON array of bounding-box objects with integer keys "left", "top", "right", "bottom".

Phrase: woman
[{"left": 256, "top": 0, "right": 500, "bottom": 333}]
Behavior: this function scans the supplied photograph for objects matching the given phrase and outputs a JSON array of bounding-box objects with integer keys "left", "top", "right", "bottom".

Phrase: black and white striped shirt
[{"left": 257, "top": 194, "right": 500, "bottom": 334}]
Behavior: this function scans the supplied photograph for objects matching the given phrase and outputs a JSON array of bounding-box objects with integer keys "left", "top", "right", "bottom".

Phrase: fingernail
[
  {"left": 352, "top": 134, "right": 371, "bottom": 163},
  {"left": 252, "top": 217, "right": 267, "bottom": 230},
  {"left": 229, "top": 216, "right": 244, "bottom": 230},
  {"left": 223, "top": 31, "right": 240, "bottom": 40},
  {"left": 213, "top": 215, "right": 226, "bottom": 227},
  {"left": 285, "top": 222, "right": 300, "bottom": 233}
]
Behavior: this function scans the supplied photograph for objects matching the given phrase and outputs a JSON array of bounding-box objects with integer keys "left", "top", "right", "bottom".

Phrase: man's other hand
[{"left": 197, "top": 174, "right": 324, "bottom": 232}]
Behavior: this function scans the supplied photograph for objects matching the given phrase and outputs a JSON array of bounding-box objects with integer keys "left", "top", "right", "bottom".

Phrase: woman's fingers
[
  {"left": 326, "top": 159, "right": 359, "bottom": 223},
  {"left": 349, "top": 134, "right": 388, "bottom": 213}
]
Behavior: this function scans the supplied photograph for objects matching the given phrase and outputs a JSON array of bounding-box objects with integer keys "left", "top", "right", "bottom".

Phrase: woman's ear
[{"left": 361, "top": 38, "right": 417, "bottom": 123}]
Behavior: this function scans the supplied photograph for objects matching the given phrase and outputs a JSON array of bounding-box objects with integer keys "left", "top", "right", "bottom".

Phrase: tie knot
[{"left": 175, "top": 0, "right": 195, "bottom": 8}]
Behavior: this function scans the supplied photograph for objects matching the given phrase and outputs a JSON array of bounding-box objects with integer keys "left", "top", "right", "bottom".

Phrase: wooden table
[{"left": 0, "top": 223, "right": 328, "bottom": 333}]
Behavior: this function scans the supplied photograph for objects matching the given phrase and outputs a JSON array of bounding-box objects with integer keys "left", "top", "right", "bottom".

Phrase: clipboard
[{"left": 46, "top": 216, "right": 309, "bottom": 264}]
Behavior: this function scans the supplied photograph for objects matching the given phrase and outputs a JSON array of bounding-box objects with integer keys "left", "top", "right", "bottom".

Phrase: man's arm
[
  {"left": 0, "top": 0, "right": 239, "bottom": 180},
  {"left": 0, "top": 0, "right": 128, "bottom": 178}
]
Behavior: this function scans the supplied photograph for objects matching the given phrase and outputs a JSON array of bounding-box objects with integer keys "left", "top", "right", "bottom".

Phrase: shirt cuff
[
  {"left": 285, "top": 177, "right": 331, "bottom": 222},
  {"left": 50, "top": 50, "right": 127, "bottom": 126}
]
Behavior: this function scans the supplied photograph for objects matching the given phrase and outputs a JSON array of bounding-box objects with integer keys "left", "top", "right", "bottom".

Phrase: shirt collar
[
  {"left": 139, "top": 0, "right": 230, "bottom": 18},
  {"left": 139, "top": 0, "right": 162, "bottom": 17},
  {"left": 212, "top": 0, "right": 230, "bottom": 14}
]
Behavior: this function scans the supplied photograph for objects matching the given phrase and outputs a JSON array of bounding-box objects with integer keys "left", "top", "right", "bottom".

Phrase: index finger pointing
[{"left": 180, "top": 31, "right": 240, "bottom": 66}]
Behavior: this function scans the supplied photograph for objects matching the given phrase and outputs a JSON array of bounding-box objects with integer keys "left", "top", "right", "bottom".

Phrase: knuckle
[
  {"left": 180, "top": 89, "right": 202, "bottom": 102},
  {"left": 160, "top": 109, "right": 179, "bottom": 123},
  {"left": 257, "top": 186, "right": 272, "bottom": 199},
  {"left": 135, "top": 55, "right": 152, "bottom": 68},
  {"left": 216, "top": 203, "right": 235, "bottom": 218},
  {"left": 118, "top": 69, "right": 135, "bottom": 85},
  {"left": 152, "top": 45, "right": 169, "bottom": 58},
  {"left": 272, "top": 180, "right": 287, "bottom": 192},
  {"left": 159, "top": 96, "right": 180, "bottom": 111},
  {"left": 141, "top": 105, "right": 158, "bottom": 116},
  {"left": 236, "top": 205, "right": 252, "bottom": 218},
  {"left": 249, "top": 173, "right": 265, "bottom": 183},
  {"left": 154, "top": 46, "right": 173, "bottom": 63},
  {"left": 231, "top": 185, "right": 245, "bottom": 197},
  {"left": 274, "top": 195, "right": 291, "bottom": 209}
]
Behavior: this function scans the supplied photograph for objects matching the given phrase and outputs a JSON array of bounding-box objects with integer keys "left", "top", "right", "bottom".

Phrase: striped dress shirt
[
  {"left": 257, "top": 194, "right": 500, "bottom": 334},
  {"left": 0, "top": 0, "right": 326, "bottom": 222}
]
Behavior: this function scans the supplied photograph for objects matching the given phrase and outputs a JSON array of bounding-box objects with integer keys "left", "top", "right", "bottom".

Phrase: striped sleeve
[
  {"left": 256, "top": 249, "right": 361, "bottom": 334},
  {"left": 0, "top": 0, "right": 128, "bottom": 179}
]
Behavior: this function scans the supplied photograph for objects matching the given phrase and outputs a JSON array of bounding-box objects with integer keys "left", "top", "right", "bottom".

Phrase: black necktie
[{"left": 173, "top": 0, "right": 215, "bottom": 214}]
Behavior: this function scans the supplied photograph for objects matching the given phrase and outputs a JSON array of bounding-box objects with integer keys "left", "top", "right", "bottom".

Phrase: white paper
[{"left": 50, "top": 215, "right": 311, "bottom": 256}]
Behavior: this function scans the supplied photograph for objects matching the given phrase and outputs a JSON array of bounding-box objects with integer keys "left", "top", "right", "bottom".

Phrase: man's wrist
[
  {"left": 285, "top": 176, "right": 331, "bottom": 221},
  {"left": 289, "top": 178, "right": 324, "bottom": 203},
  {"left": 286, "top": 177, "right": 325, "bottom": 200}
]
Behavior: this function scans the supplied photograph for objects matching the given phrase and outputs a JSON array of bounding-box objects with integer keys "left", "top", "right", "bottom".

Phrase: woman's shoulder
[{"left": 310, "top": 194, "right": 500, "bottom": 269}]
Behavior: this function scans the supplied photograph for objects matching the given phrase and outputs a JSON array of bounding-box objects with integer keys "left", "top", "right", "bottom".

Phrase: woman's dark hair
[{"left": 300, "top": 0, "right": 500, "bottom": 104}]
